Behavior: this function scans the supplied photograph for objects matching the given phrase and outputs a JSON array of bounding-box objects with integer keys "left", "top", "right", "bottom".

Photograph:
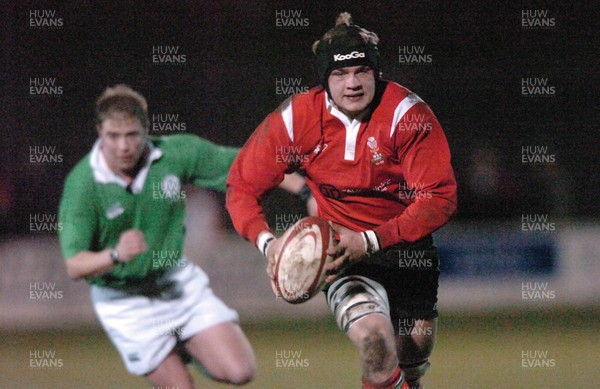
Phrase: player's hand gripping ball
[{"left": 274, "top": 216, "right": 334, "bottom": 304}]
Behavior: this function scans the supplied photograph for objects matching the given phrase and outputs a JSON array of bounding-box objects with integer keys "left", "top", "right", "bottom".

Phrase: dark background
[{"left": 2, "top": 0, "right": 598, "bottom": 235}]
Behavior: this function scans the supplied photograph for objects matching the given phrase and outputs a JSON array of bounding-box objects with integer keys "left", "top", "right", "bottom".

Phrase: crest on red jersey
[{"left": 367, "top": 136, "right": 384, "bottom": 165}]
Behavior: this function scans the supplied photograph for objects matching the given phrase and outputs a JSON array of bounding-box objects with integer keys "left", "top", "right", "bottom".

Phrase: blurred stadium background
[{"left": 1, "top": 1, "right": 598, "bottom": 388}]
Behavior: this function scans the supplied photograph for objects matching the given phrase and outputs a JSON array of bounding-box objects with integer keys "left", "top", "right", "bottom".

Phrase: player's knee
[
  {"left": 222, "top": 360, "right": 256, "bottom": 385},
  {"left": 352, "top": 315, "right": 393, "bottom": 344},
  {"left": 358, "top": 325, "right": 395, "bottom": 369},
  {"left": 224, "top": 370, "right": 254, "bottom": 385},
  {"left": 348, "top": 314, "right": 398, "bottom": 379}
]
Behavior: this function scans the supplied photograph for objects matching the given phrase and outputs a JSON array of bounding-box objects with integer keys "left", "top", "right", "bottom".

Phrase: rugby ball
[{"left": 274, "top": 216, "right": 334, "bottom": 304}]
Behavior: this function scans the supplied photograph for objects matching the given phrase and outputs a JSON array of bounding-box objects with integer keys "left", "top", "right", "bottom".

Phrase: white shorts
[{"left": 91, "top": 262, "right": 239, "bottom": 375}]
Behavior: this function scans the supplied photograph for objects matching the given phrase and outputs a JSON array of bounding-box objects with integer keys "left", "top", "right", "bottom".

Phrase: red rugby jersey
[{"left": 226, "top": 81, "right": 457, "bottom": 249}]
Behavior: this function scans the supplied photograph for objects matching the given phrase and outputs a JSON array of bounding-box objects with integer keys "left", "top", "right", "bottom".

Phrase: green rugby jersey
[{"left": 58, "top": 134, "right": 238, "bottom": 290}]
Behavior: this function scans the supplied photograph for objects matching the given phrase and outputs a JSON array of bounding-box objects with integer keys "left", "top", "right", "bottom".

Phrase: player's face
[
  {"left": 97, "top": 115, "right": 148, "bottom": 177},
  {"left": 327, "top": 65, "right": 376, "bottom": 119}
]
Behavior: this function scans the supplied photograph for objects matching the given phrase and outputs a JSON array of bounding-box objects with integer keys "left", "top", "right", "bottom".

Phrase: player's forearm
[{"left": 65, "top": 249, "right": 115, "bottom": 280}]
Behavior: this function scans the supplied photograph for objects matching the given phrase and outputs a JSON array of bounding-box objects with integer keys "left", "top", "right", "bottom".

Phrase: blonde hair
[{"left": 95, "top": 84, "right": 149, "bottom": 128}]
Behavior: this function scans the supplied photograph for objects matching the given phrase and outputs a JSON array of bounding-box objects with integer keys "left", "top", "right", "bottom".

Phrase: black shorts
[{"left": 341, "top": 235, "right": 440, "bottom": 321}]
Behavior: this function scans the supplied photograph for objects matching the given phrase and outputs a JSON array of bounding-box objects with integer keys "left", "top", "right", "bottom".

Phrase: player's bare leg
[
  {"left": 327, "top": 275, "right": 409, "bottom": 388},
  {"left": 395, "top": 317, "right": 437, "bottom": 389},
  {"left": 349, "top": 314, "right": 407, "bottom": 388},
  {"left": 184, "top": 321, "right": 256, "bottom": 385},
  {"left": 146, "top": 349, "right": 195, "bottom": 389}
]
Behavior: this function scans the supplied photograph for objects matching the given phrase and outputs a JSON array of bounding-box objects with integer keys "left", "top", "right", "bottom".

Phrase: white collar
[
  {"left": 89, "top": 139, "right": 162, "bottom": 194},
  {"left": 325, "top": 92, "right": 364, "bottom": 127}
]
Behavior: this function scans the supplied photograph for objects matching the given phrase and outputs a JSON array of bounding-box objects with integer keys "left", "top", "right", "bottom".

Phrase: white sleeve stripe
[
  {"left": 390, "top": 93, "right": 422, "bottom": 137},
  {"left": 280, "top": 98, "right": 294, "bottom": 141}
]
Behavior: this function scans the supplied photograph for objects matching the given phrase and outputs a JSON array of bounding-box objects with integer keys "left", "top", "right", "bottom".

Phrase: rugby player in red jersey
[{"left": 227, "top": 13, "right": 457, "bottom": 389}]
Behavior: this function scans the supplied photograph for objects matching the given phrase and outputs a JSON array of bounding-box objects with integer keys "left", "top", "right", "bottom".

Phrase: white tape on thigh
[{"left": 326, "top": 275, "right": 390, "bottom": 332}]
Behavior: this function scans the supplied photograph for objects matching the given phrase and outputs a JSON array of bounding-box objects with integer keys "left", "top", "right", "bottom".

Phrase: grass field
[{"left": 1, "top": 308, "right": 598, "bottom": 388}]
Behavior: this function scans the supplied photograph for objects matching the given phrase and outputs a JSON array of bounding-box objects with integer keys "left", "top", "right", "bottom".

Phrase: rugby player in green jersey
[{"left": 58, "top": 85, "right": 309, "bottom": 388}]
